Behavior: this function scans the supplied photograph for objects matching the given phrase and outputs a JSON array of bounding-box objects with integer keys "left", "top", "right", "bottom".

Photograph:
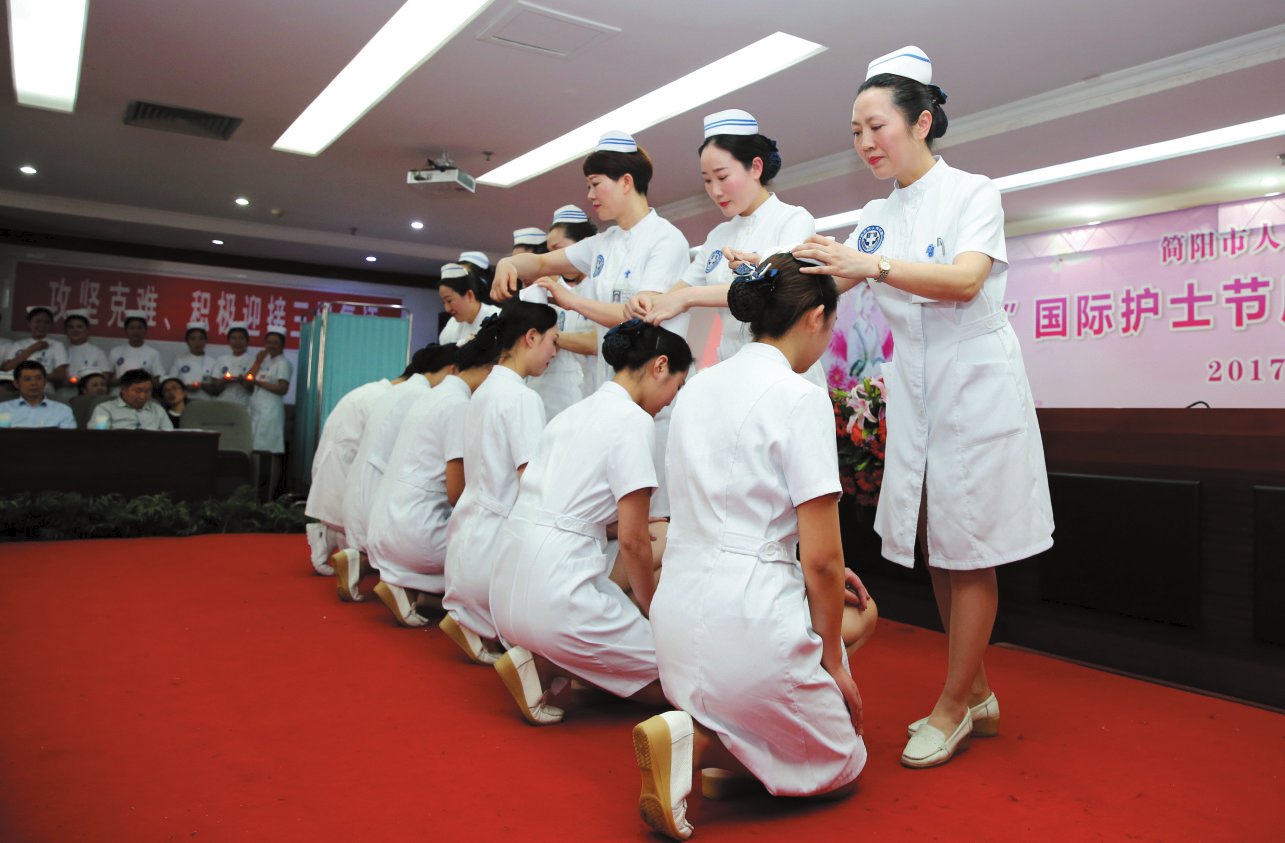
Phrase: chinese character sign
[
  {"left": 1006, "top": 195, "right": 1285, "bottom": 407},
  {"left": 8, "top": 263, "right": 403, "bottom": 350}
]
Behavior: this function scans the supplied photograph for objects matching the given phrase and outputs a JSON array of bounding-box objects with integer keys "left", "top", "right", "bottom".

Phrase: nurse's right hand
[
  {"left": 625, "top": 291, "right": 658, "bottom": 319},
  {"left": 491, "top": 258, "right": 520, "bottom": 302},
  {"left": 828, "top": 662, "right": 864, "bottom": 737}
]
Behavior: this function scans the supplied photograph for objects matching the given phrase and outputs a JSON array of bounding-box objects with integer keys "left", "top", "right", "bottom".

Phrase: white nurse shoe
[
  {"left": 373, "top": 581, "right": 429, "bottom": 628},
  {"left": 494, "top": 646, "right": 564, "bottom": 725},
  {"left": 901, "top": 711, "right": 973, "bottom": 768},
  {"left": 332, "top": 548, "right": 363, "bottom": 602},
  {"left": 906, "top": 692, "right": 1000, "bottom": 738},
  {"left": 632, "top": 711, "right": 695, "bottom": 840},
  {"left": 438, "top": 613, "right": 500, "bottom": 665}
]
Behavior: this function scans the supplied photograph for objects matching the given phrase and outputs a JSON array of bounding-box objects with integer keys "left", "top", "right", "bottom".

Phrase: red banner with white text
[{"left": 8, "top": 262, "right": 404, "bottom": 350}]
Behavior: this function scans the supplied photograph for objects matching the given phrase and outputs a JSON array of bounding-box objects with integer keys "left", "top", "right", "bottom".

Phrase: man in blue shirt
[{"left": 0, "top": 361, "right": 75, "bottom": 429}]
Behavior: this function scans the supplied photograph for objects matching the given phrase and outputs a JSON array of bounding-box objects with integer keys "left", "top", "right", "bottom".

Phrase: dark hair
[
  {"left": 119, "top": 368, "right": 153, "bottom": 388},
  {"left": 699, "top": 133, "right": 782, "bottom": 185},
  {"left": 14, "top": 360, "right": 47, "bottom": 379},
  {"left": 549, "top": 220, "right": 598, "bottom": 243},
  {"left": 160, "top": 376, "right": 185, "bottom": 392},
  {"left": 439, "top": 271, "right": 482, "bottom": 301},
  {"left": 583, "top": 146, "right": 654, "bottom": 196},
  {"left": 728, "top": 253, "right": 838, "bottom": 339},
  {"left": 602, "top": 319, "right": 693, "bottom": 373},
  {"left": 227, "top": 328, "right": 249, "bottom": 340},
  {"left": 512, "top": 242, "right": 549, "bottom": 256},
  {"left": 185, "top": 327, "right": 207, "bottom": 340},
  {"left": 857, "top": 73, "right": 949, "bottom": 148},
  {"left": 125, "top": 317, "right": 148, "bottom": 329},
  {"left": 455, "top": 330, "right": 501, "bottom": 370},
  {"left": 26, "top": 306, "right": 53, "bottom": 321},
  {"left": 494, "top": 300, "right": 557, "bottom": 350},
  {"left": 63, "top": 314, "right": 89, "bottom": 328},
  {"left": 410, "top": 343, "right": 458, "bottom": 375},
  {"left": 78, "top": 372, "right": 107, "bottom": 394}
]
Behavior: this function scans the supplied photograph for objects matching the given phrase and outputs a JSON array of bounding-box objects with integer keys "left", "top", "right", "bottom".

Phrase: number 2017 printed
[{"left": 1207, "top": 357, "right": 1285, "bottom": 382}]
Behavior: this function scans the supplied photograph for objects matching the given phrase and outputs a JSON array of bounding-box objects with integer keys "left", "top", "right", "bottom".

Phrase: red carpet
[{"left": 1, "top": 535, "right": 1282, "bottom": 842}]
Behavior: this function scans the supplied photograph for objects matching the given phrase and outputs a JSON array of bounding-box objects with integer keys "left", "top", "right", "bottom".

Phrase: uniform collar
[
  {"left": 736, "top": 193, "right": 780, "bottom": 227},
  {"left": 619, "top": 208, "right": 657, "bottom": 239},
  {"left": 19, "top": 396, "right": 48, "bottom": 408},
  {"left": 744, "top": 341, "right": 793, "bottom": 369},
  {"left": 441, "top": 373, "right": 472, "bottom": 396},
  {"left": 892, "top": 156, "right": 948, "bottom": 199},
  {"left": 600, "top": 380, "right": 633, "bottom": 402},
  {"left": 489, "top": 365, "right": 524, "bottom": 385}
]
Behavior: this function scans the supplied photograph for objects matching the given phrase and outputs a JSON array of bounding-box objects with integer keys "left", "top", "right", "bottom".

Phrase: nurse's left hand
[
  {"left": 534, "top": 277, "right": 573, "bottom": 308},
  {"left": 793, "top": 235, "right": 874, "bottom": 281},
  {"left": 723, "top": 247, "right": 761, "bottom": 272},
  {"left": 843, "top": 569, "right": 871, "bottom": 610},
  {"left": 642, "top": 291, "right": 687, "bottom": 325}
]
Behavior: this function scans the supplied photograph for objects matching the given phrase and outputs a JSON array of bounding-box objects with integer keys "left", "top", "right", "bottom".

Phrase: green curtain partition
[{"left": 290, "top": 305, "right": 412, "bottom": 492}]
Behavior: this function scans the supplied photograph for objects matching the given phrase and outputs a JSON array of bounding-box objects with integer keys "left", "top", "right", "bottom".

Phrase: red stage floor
[{"left": 0, "top": 535, "right": 1281, "bottom": 842}]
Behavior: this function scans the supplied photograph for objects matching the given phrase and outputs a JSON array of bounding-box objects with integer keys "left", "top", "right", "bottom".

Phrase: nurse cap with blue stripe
[
  {"left": 513, "top": 227, "right": 546, "bottom": 247},
  {"left": 595, "top": 130, "right": 638, "bottom": 153},
  {"left": 865, "top": 45, "right": 932, "bottom": 84},
  {"left": 551, "top": 205, "right": 589, "bottom": 225},
  {"left": 440, "top": 262, "right": 470, "bottom": 280},
  {"left": 458, "top": 251, "right": 490, "bottom": 270},
  {"left": 703, "top": 109, "right": 759, "bottom": 138}
]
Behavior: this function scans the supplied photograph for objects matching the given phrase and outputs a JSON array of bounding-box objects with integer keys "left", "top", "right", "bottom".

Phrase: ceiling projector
[{"left": 407, "top": 153, "right": 476, "bottom": 193}]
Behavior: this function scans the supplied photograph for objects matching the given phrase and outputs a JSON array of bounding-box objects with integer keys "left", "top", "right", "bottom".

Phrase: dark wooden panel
[
  {"left": 1039, "top": 473, "right": 1201, "bottom": 627},
  {"left": 1253, "top": 486, "right": 1285, "bottom": 647},
  {"left": 0, "top": 428, "right": 219, "bottom": 501}
]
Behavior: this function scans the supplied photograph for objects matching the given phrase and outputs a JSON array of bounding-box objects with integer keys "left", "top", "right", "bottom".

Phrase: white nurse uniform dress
[
  {"left": 490, "top": 381, "right": 659, "bottom": 696},
  {"left": 366, "top": 375, "right": 471, "bottom": 594},
  {"left": 250, "top": 353, "right": 291, "bottom": 453},
  {"left": 847, "top": 157, "right": 1054, "bottom": 569},
  {"left": 442, "top": 366, "right": 545, "bottom": 640},
  {"left": 341, "top": 375, "right": 430, "bottom": 552},
  {"left": 305, "top": 378, "right": 391, "bottom": 530},
  {"left": 650, "top": 342, "right": 867, "bottom": 796}
]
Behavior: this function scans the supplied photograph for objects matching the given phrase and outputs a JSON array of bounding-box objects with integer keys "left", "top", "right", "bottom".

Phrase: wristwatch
[{"left": 875, "top": 255, "right": 891, "bottom": 283}]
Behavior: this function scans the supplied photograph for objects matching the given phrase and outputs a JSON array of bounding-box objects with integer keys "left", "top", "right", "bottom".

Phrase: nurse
[
  {"left": 628, "top": 109, "right": 823, "bottom": 384},
  {"left": 248, "top": 324, "right": 292, "bottom": 495},
  {"left": 490, "top": 131, "right": 690, "bottom": 394},
  {"left": 367, "top": 334, "right": 496, "bottom": 627},
  {"left": 55, "top": 310, "right": 110, "bottom": 401},
  {"left": 305, "top": 371, "right": 402, "bottom": 576},
  {"left": 520, "top": 204, "right": 599, "bottom": 418},
  {"left": 108, "top": 310, "right": 165, "bottom": 386},
  {"left": 210, "top": 322, "right": 254, "bottom": 406},
  {"left": 2, "top": 306, "right": 68, "bottom": 394},
  {"left": 440, "top": 302, "right": 558, "bottom": 665},
  {"left": 793, "top": 46, "right": 1054, "bottom": 769},
  {"left": 334, "top": 344, "right": 458, "bottom": 601},
  {"left": 438, "top": 263, "right": 501, "bottom": 346},
  {"left": 511, "top": 227, "right": 548, "bottom": 256},
  {"left": 458, "top": 250, "right": 493, "bottom": 297},
  {"left": 489, "top": 320, "right": 691, "bottom": 725},
  {"left": 169, "top": 321, "right": 219, "bottom": 401},
  {"left": 634, "top": 254, "right": 876, "bottom": 841}
]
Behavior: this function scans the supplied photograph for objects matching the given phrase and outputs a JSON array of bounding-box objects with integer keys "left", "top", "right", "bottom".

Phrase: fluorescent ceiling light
[
  {"left": 19, "top": 165, "right": 38, "bottom": 175},
  {"left": 815, "top": 114, "right": 1285, "bottom": 233},
  {"left": 477, "top": 32, "right": 826, "bottom": 188},
  {"left": 8, "top": 0, "right": 89, "bottom": 112},
  {"left": 274, "top": 0, "right": 496, "bottom": 156}
]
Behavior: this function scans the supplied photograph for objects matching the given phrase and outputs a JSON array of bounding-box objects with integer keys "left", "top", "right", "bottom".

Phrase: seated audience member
[
  {"left": 109, "top": 310, "right": 164, "bottom": 387},
  {"left": 160, "top": 376, "right": 188, "bottom": 428},
  {"left": 100, "top": 369, "right": 173, "bottom": 430},
  {"left": 2, "top": 306, "right": 69, "bottom": 393},
  {"left": 76, "top": 367, "right": 110, "bottom": 396},
  {"left": 56, "top": 309, "right": 110, "bottom": 400},
  {"left": 0, "top": 361, "right": 75, "bottom": 428}
]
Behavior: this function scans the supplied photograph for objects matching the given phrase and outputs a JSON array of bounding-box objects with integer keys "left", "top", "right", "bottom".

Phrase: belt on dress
[
  {"left": 717, "top": 530, "right": 797, "bottom": 564},
  {"left": 476, "top": 493, "right": 513, "bottom": 518},
  {"left": 956, "top": 309, "right": 1009, "bottom": 341},
  {"left": 530, "top": 510, "right": 607, "bottom": 543}
]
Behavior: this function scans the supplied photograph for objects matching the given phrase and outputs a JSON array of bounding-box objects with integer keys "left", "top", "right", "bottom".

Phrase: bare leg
[
  {"left": 924, "top": 568, "right": 997, "bottom": 734},
  {"left": 693, "top": 723, "right": 752, "bottom": 778},
  {"left": 842, "top": 598, "right": 879, "bottom": 656}
]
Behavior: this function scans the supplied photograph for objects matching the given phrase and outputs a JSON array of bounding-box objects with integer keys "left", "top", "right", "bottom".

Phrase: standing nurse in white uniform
[
  {"left": 438, "top": 264, "right": 501, "bottom": 346},
  {"left": 795, "top": 46, "right": 1054, "bottom": 769},
  {"left": 634, "top": 255, "right": 876, "bottom": 841},
  {"left": 629, "top": 109, "right": 822, "bottom": 383},
  {"left": 248, "top": 324, "right": 292, "bottom": 496}
]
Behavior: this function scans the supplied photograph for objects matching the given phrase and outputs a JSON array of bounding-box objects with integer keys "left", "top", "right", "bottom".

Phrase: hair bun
[
  {"left": 727, "top": 274, "right": 773, "bottom": 324},
  {"left": 601, "top": 318, "right": 644, "bottom": 369}
]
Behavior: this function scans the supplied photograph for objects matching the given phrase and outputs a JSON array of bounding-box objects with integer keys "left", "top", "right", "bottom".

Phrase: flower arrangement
[{"left": 831, "top": 376, "right": 887, "bottom": 507}]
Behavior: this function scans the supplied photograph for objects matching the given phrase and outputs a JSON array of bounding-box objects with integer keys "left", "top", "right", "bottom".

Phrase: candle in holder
[{"left": 245, "top": 372, "right": 255, "bottom": 382}]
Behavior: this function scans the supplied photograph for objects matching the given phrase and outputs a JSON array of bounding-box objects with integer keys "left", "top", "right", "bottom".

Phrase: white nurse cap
[
  {"left": 866, "top": 45, "right": 932, "bottom": 85},
  {"left": 513, "top": 228, "right": 546, "bottom": 247},
  {"left": 440, "top": 263, "right": 470, "bottom": 280},
  {"left": 227, "top": 321, "right": 249, "bottom": 334},
  {"left": 265, "top": 324, "right": 287, "bottom": 338},
  {"left": 551, "top": 205, "right": 589, "bottom": 225},
  {"left": 458, "top": 251, "right": 490, "bottom": 270},
  {"left": 124, "top": 309, "right": 149, "bottom": 325},
  {"left": 63, "top": 308, "right": 90, "bottom": 323},
  {"left": 595, "top": 130, "right": 637, "bottom": 153},
  {"left": 186, "top": 320, "right": 209, "bottom": 332},
  {"left": 26, "top": 304, "right": 54, "bottom": 317},
  {"left": 703, "top": 109, "right": 759, "bottom": 138}
]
